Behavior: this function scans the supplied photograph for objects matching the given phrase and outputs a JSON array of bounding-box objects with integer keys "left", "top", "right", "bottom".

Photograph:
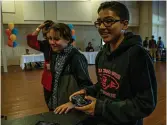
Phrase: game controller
[{"left": 71, "top": 94, "right": 92, "bottom": 107}]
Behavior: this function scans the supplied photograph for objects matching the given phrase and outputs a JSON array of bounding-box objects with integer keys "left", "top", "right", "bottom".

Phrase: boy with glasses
[{"left": 58, "top": 1, "right": 157, "bottom": 125}]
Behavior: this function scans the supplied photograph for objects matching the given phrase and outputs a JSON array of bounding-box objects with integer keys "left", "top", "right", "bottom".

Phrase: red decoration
[
  {"left": 5, "top": 29, "right": 12, "bottom": 36},
  {"left": 7, "top": 40, "right": 13, "bottom": 47}
]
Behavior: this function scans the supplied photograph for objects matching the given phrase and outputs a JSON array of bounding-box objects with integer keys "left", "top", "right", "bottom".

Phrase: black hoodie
[{"left": 85, "top": 32, "right": 157, "bottom": 125}]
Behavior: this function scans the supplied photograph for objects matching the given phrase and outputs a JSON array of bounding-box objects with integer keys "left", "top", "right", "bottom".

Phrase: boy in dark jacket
[{"left": 67, "top": 1, "right": 157, "bottom": 125}]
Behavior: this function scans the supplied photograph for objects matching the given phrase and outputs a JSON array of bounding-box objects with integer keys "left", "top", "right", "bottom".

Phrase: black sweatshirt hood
[{"left": 104, "top": 32, "right": 142, "bottom": 57}]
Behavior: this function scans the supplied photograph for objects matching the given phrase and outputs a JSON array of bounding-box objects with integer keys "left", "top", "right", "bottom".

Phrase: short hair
[
  {"left": 97, "top": 1, "right": 130, "bottom": 21},
  {"left": 159, "top": 36, "right": 161, "bottom": 39},
  {"left": 50, "top": 23, "right": 73, "bottom": 44},
  {"left": 152, "top": 35, "right": 154, "bottom": 38}
]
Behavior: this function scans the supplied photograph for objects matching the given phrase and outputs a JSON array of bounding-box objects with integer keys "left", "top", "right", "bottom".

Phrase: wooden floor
[{"left": 1, "top": 62, "right": 166, "bottom": 125}]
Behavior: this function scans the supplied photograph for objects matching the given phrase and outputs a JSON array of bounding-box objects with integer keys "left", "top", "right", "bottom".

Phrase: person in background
[
  {"left": 149, "top": 35, "right": 157, "bottom": 61},
  {"left": 25, "top": 48, "right": 30, "bottom": 55},
  {"left": 27, "top": 20, "right": 54, "bottom": 110},
  {"left": 143, "top": 37, "right": 149, "bottom": 50},
  {"left": 58, "top": 2, "right": 157, "bottom": 125},
  {"left": 157, "top": 36, "right": 164, "bottom": 61},
  {"left": 24, "top": 48, "right": 32, "bottom": 70},
  {"left": 86, "top": 42, "right": 94, "bottom": 52},
  {"left": 47, "top": 23, "right": 93, "bottom": 112}
]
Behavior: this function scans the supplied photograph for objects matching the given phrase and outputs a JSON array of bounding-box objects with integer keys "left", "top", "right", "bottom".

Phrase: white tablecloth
[
  {"left": 81, "top": 52, "right": 98, "bottom": 64},
  {"left": 20, "top": 53, "right": 44, "bottom": 69},
  {"left": 20, "top": 52, "right": 98, "bottom": 69}
]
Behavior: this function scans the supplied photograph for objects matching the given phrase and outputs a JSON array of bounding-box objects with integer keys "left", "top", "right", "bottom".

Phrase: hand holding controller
[
  {"left": 71, "top": 94, "right": 92, "bottom": 107},
  {"left": 70, "top": 90, "right": 96, "bottom": 116}
]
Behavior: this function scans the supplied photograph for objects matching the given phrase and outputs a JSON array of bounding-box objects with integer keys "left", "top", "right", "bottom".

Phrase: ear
[{"left": 122, "top": 20, "right": 129, "bottom": 30}]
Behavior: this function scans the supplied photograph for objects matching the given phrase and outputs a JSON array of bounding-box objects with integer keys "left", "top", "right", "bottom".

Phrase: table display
[{"left": 20, "top": 53, "right": 44, "bottom": 70}]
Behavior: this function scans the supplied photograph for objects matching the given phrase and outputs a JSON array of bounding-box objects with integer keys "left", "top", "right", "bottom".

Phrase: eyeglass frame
[{"left": 94, "top": 18, "right": 122, "bottom": 28}]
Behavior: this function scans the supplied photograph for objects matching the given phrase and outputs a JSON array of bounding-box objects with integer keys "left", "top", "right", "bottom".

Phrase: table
[
  {"left": 20, "top": 53, "right": 44, "bottom": 70},
  {"left": 20, "top": 52, "right": 99, "bottom": 69},
  {"left": 2, "top": 110, "right": 88, "bottom": 125},
  {"left": 82, "top": 52, "right": 98, "bottom": 64}
]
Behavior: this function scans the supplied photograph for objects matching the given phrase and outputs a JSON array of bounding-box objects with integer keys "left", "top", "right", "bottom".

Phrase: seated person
[
  {"left": 86, "top": 42, "right": 94, "bottom": 52},
  {"left": 24, "top": 48, "right": 30, "bottom": 55}
]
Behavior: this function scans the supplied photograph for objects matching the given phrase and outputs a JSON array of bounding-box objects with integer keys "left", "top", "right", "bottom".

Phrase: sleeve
[
  {"left": 84, "top": 83, "right": 100, "bottom": 97},
  {"left": 94, "top": 49, "right": 157, "bottom": 124},
  {"left": 84, "top": 51, "right": 102, "bottom": 97},
  {"left": 71, "top": 54, "right": 93, "bottom": 88},
  {"left": 27, "top": 34, "right": 48, "bottom": 52}
]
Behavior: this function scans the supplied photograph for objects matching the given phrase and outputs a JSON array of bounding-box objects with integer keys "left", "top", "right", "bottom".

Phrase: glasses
[{"left": 94, "top": 19, "right": 120, "bottom": 28}]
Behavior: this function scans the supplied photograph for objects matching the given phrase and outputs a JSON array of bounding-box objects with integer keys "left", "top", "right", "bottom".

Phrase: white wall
[
  {"left": 2, "top": 1, "right": 139, "bottom": 26},
  {"left": 139, "top": 1, "right": 153, "bottom": 41}
]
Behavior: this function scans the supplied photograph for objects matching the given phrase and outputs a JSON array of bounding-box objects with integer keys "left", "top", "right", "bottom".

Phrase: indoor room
[{"left": 1, "top": 1, "right": 166, "bottom": 125}]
